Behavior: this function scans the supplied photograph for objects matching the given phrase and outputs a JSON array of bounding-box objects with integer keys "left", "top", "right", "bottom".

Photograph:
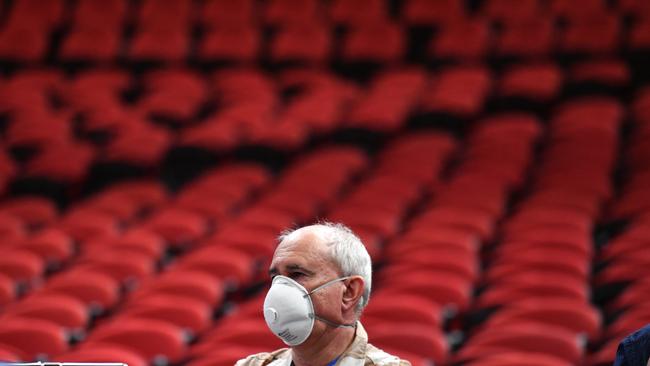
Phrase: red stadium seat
[
  {"left": 367, "top": 324, "right": 448, "bottom": 365},
  {"left": 85, "top": 318, "right": 187, "bottom": 363},
  {"left": 341, "top": 22, "right": 405, "bottom": 64},
  {"left": 199, "top": 25, "right": 260, "bottom": 63},
  {"left": 2, "top": 293, "right": 89, "bottom": 332},
  {"left": 329, "top": 0, "right": 387, "bottom": 26},
  {"left": 270, "top": 23, "right": 332, "bottom": 65},
  {"left": 465, "top": 351, "right": 573, "bottom": 366},
  {"left": 481, "top": 0, "right": 540, "bottom": 24},
  {"left": 0, "top": 250, "right": 45, "bottom": 283},
  {"left": 431, "top": 19, "right": 491, "bottom": 61},
  {"left": 499, "top": 63, "right": 563, "bottom": 102},
  {"left": 0, "top": 197, "right": 58, "bottom": 228},
  {"left": 496, "top": 18, "right": 555, "bottom": 59},
  {"left": 60, "top": 26, "right": 121, "bottom": 62},
  {"left": 131, "top": 271, "right": 225, "bottom": 307},
  {"left": 118, "top": 295, "right": 212, "bottom": 335},
  {"left": 201, "top": 0, "right": 254, "bottom": 26},
  {"left": 40, "top": 270, "right": 121, "bottom": 311},
  {"left": 56, "top": 344, "right": 148, "bottom": 366},
  {"left": 457, "top": 322, "right": 584, "bottom": 364},
  {"left": 421, "top": 66, "right": 492, "bottom": 118},
  {"left": 0, "top": 317, "right": 69, "bottom": 360},
  {"left": 402, "top": 0, "right": 465, "bottom": 26},
  {"left": 263, "top": 0, "right": 320, "bottom": 26},
  {"left": 0, "top": 273, "right": 16, "bottom": 307}
]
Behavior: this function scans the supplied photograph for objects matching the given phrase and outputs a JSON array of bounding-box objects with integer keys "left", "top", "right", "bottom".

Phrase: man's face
[{"left": 268, "top": 230, "right": 345, "bottom": 343}]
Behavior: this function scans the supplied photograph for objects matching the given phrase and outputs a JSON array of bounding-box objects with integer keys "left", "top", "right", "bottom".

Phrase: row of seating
[
  {"left": 0, "top": 60, "right": 630, "bottom": 196},
  {"left": 3, "top": 15, "right": 650, "bottom": 63},
  {"left": 587, "top": 88, "right": 650, "bottom": 366},
  {"left": 5, "top": 0, "right": 650, "bottom": 30}
]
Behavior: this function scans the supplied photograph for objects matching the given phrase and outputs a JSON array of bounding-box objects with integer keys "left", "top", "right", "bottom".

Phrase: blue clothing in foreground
[{"left": 613, "top": 323, "right": 650, "bottom": 366}]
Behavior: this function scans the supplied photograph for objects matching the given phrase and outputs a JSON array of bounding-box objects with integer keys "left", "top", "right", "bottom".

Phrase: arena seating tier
[{"left": 1, "top": 0, "right": 650, "bottom": 365}]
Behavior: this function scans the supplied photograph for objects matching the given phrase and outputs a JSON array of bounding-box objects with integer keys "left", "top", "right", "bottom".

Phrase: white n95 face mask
[{"left": 263, "top": 275, "right": 355, "bottom": 346}]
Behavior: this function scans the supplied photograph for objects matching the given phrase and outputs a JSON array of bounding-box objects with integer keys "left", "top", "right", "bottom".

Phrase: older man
[{"left": 237, "top": 223, "right": 411, "bottom": 366}]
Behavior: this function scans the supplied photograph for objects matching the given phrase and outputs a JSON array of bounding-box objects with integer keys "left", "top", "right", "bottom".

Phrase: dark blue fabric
[
  {"left": 613, "top": 323, "right": 650, "bottom": 366},
  {"left": 326, "top": 357, "right": 339, "bottom": 366}
]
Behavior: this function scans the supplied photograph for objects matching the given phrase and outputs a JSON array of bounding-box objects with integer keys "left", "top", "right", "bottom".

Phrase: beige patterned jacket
[{"left": 235, "top": 323, "right": 412, "bottom": 366}]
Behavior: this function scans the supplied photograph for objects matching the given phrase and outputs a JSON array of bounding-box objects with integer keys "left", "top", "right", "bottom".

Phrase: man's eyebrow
[
  {"left": 286, "top": 264, "right": 315, "bottom": 275},
  {"left": 268, "top": 264, "right": 315, "bottom": 277}
]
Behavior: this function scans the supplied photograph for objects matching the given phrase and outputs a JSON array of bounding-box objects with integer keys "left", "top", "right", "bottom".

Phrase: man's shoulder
[
  {"left": 235, "top": 348, "right": 290, "bottom": 366},
  {"left": 365, "top": 343, "right": 412, "bottom": 366}
]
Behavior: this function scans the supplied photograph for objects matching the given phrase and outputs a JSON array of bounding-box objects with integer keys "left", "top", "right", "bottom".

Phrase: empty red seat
[
  {"left": 550, "top": 0, "right": 607, "bottom": 20},
  {"left": 421, "top": 66, "right": 492, "bottom": 118},
  {"left": 365, "top": 293, "right": 442, "bottom": 326},
  {"left": 172, "top": 247, "right": 255, "bottom": 287},
  {"left": 496, "top": 18, "right": 555, "bottom": 59},
  {"left": 60, "top": 26, "right": 121, "bottom": 62},
  {"left": 0, "top": 317, "right": 69, "bottom": 360},
  {"left": 15, "top": 229, "right": 74, "bottom": 264},
  {"left": 73, "top": 0, "right": 127, "bottom": 29},
  {"left": 457, "top": 322, "right": 583, "bottom": 364},
  {"left": 482, "top": 300, "right": 601, "bottom": 339},
  {"left": 75, "top": 251, "right": 156, "bottom": 284},
  {"left": 0, "top": 197, "right": 57, "bottom": 228},
  {"left": 560, "top": 15, "right": 620, "bottom": 55},
  {"left": 129, "top": 27, "right": 188, "bottom": 62},
  {"left": 192, "top": 320, "right": 282, "bottom": 355},
  {"left": 144, "top": 207, "right": 209, "bottom": 247},
  {"left": 118, "top": 294, "right": 212, "bottom": 335},
  {"left": 0, "top": 250, "right": 45, "bottom": 283},
  {"left": 104, "top": 123, "right": 172, "bottom": 167},
  {"left": 341, "top": 22, "right": 405, "bottom": 63},
  {"left": 85, "top": 318, "right": 187, "bottom": 363},
  {"left": 329, "top": 0, "right": 387, "bottom": 26},
  {"left": 60, "top": 209, "right": 120, "bottom": 243},
  {"left": 481, "top": 0, "right": 540, "bottom": 24},
  {"left": 380, "top": 271, "right": 473, "bottom": 311},
  {"left": 2, "top": 293, "right": 89, "bottom": 332},
  {"left": 0, "top": 212, "right": 26, "bottom": 244},
  {"left": 199, "top": 25, "right": 260, "bottom": 63},
  {"left": 270, "top": 23, "right": 331, "bottom": 65},
  {"left": 56, "top": 344, "right": 147, "bottom": 366},
  {"left": 0, "top": 26, "right": 49, "bottom": 62},
  {"left": 367, "top": 324, "right": 448, "bottom": 364},
  {"left": 131, "top": 270, "right": 225, "bottom": 307},
  {"left": 201, "top": 0, "right": 254, "bottom": 26},
  {"left": 82, "top": 229, "right": 165, "bottom": 261},
  {"left": 431, "top": 19, "right": 491, "bottom": 61},
  {"left": 40, "top": 270, "right": 121, "bottom": 311},
  {"left": 25, "top": 142, "right": 96, "bottom": 183},
  {"left": 476, "top": 281, "right": 589, "bottom": 308},
  {"left": 186, "top": 346, "right": 270, "bottom": 366},
  {"left": 0, "top": 273, "right": 16, "bottom": 306},
  {"left": 499, "top": 63, "right": 563, "bottom": 102},
  {"left": 464, "top": 351, "right": 573, "bottom": 366},
  {"left": 570, "top": 59, "right": 630, "bottom": 86},
  {"left": 264, "top": 0, "right": 320, "bottom": 26},
  {"left": 402, "top": 0, "right": 465, "bottom": 26}
]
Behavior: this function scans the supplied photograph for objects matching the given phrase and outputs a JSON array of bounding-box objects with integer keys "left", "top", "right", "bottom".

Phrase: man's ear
[{"left": 341, "top": 276, "right": 364, "bottom": 312}]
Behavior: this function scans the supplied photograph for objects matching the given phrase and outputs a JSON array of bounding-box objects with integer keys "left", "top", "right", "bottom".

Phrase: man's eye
[{"left": 289, "top": 272, "right": 305, "bottom": 279}]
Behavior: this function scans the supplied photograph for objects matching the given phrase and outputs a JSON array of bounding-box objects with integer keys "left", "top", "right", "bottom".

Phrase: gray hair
[{"left": 278, "top": 222, "right": 372, "bottom": 314}]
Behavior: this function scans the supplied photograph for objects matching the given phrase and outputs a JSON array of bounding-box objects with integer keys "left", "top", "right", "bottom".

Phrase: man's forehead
[{"left": 270, "top": 229, "right": 333, "bottom": 269}]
